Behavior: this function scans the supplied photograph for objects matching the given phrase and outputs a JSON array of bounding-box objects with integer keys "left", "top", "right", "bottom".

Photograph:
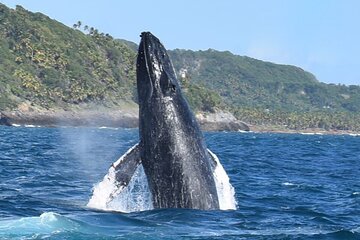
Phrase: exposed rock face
[
  {"left": 0, "top": 109, "right": 139, "bottom": 128},
  {"left": 0, "top": 112, "right": 12, "bottom": 126},
  {"left": 196, "top": 111, "right": 250, "bottom": 131},
  {"left": 0, "top": 106, "right": 249, "bottom": 132}
]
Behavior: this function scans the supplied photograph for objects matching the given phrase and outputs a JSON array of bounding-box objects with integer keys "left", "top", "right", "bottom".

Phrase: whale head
[{"left": 136, "top": 32, "right": 180, "bottom": 106}]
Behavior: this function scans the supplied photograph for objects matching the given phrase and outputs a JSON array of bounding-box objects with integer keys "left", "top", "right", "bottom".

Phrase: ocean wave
[
  {"left": 24, "top": 125, "right": 42, "bottom": 128},
  {"left": 349, "top": 133, "right": 360, "bottom": 137},
  {"left": 300, "top": 132, "right": 325, "bottom": 135},
  {"left": 0, "top": 212, "right": 117, "bottom": 239},
  {"left": 98, "top": 126, "right": 119, "bottom": 130},
  {"left": 0, "top": 212, "right": 79, "bottom": 236},
  {"left": 11, "top": 124, "right": 43, "bottom": 128},
  {"left": 239, "top": 228, "right": 360, "bottom": 238},
  {"left": 300, "top": 132, "right": 316, "bottom": 135},
  {"left": 282, "top": 182, "right": 297, "bottom": 187}
]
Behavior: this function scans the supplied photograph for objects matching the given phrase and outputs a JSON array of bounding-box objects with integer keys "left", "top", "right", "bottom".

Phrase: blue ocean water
[{"left": 0, "top": 125, "right": 359, "bottom": 239}]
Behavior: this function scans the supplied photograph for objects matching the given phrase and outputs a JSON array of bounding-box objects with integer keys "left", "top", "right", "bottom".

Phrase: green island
[{"left": 1, "top": 4, "right": 359, "bottom": 133}]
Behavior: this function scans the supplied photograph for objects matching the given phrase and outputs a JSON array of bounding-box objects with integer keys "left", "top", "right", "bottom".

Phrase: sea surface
[{"left": 0, "top": 125, "right": 359, "bottom": 239}]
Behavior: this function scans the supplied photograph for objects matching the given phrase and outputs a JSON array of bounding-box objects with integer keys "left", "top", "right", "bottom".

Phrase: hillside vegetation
[
  {"left": 169, "top": 49, "right": 360, "bottom": 112},
  {"left": 1, "top": 4, "right": 360, "bottom": 131},
  {"left": 0, "top": 4, "right": 221, "bottom": 113},
  {"left": 168, "top": 49, "right": 360, "bottom": 130},
  {"left": 0, "top": 4, "right": 139, "bottom": 110}
]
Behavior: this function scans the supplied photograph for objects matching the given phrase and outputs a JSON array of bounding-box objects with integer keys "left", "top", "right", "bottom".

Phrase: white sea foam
[
  {"left": 238, "top": 130, "right": 250, "bottom": 133},
  {"left": 282, "top": 182, "right": 296, "bottom": 186},
  {"left": 88, "top": 148, "right": 237, "bottom": 212},
  {"left": 11, "top": 124, "right": 21, "bottom": 127},
  {"left": 300, "top": 132, "right": 325, "bottom": 135},
  {"left": 99, "top": 126, "right": 119, "bottom": 130},
  {"left": 349, "top": 133, "right": 360, "bottom": 137}
]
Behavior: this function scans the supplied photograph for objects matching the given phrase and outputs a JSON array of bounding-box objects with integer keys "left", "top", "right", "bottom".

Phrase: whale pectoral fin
[
  {"left": 111, "top": 143, "right": 142, "bottom": 188},
  {"left": 207, "top": 149, "right": 218, "bottom": 171}
]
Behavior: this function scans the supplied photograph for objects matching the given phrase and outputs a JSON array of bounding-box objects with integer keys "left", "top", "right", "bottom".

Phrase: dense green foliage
[
  {"left": 1, "top": 4, "right": 359, "bottom": 131},
  {"left": 169, "top": 49, "right": 360, "bottom": 113},
  {"left": 233, "top": 108, "right": 360, "bottom": 131},
  {"left": 169, "top": 49, "right": 360, "bottom": 130},
  {"left": 0, "top": 4, "right": 136, "bottom": 109}
]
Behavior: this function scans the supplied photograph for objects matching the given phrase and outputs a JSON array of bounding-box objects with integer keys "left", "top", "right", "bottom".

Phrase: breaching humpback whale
[{"left": 99, "top": 32, "right": 233, "bottom": 210}]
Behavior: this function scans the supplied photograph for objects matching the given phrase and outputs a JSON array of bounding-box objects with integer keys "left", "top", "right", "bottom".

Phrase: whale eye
[{"left": 171, "top": 84, "right": 176, "bottom": 92}]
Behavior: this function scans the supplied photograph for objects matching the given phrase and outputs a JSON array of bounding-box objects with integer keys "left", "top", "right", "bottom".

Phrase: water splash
[
  {"left": 107, "top": 165, "right": 153, "bottom": 212},
  {"left": 87, "top": 164, "right": 153, "bottom": 213},
  {"left": 86, "top": 166, "right": 119, "bottom": 210},
  {"left": 88, "top": 150, "right": 236, "bottom": 212},
  {"left": 208, "top": 149, "right": 237, "bottom": 210}
]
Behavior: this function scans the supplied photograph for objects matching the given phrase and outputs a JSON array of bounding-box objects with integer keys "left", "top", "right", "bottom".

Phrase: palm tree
[{"left": 89, "top": 27, "right": 94, "bottom": 35}]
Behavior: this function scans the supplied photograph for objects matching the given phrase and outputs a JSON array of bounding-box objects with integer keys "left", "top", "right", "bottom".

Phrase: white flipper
[
  {"left": 208, "top": 149, "right": 237, "bottom": 210},
  {"left": 87, "top": 143, "right": 142, "bottom": 210}
]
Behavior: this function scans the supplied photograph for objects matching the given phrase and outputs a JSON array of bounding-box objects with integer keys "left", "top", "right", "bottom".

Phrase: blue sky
[{"left": 1, "top": 0, "right": 360, "bottom": 86}]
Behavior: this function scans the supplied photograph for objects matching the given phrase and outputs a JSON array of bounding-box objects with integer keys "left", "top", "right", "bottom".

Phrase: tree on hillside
[
  {"left": 89, "top": 27, "right": 94, "bottom": 35},
  {"left": 73, "top": 21, "right": 82, "bottom": 29}
]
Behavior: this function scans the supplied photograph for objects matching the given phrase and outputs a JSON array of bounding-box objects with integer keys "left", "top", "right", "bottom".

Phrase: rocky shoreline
[
  {"left": 0, "top": 109, "right": 138, "bottom": 128},
  {"left": 0, "top": 108, "right": 250, "bottom": 132},
  {"left": 1, "top": 108, "right": 359, "bottom": 135},
  {"left": 250, "top": 124, "right": 360, "bottom": 136}
]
